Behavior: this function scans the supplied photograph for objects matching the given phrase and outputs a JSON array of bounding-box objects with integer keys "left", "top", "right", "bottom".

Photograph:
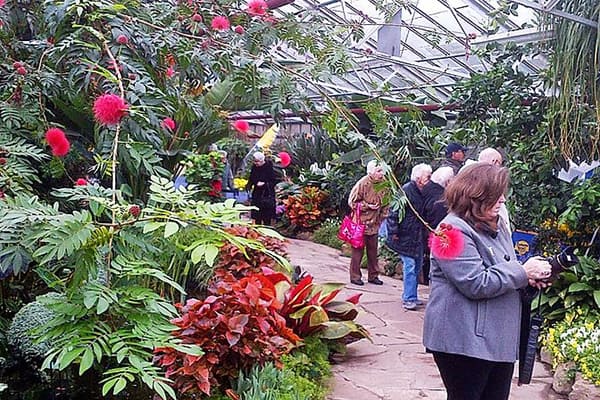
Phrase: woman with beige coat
[{"left": 347, "top": 160, "right": 389, "bottom": 286}]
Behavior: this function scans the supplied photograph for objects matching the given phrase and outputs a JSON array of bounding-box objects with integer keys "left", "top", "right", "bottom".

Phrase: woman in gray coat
[{"left": 423, "top": 163, "right": 551, "bottom": 400}]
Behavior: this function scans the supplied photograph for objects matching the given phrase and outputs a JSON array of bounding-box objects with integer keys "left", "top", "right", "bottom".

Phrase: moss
[{"left": 7, "top": 292, "right": 64, "bottom": 363}]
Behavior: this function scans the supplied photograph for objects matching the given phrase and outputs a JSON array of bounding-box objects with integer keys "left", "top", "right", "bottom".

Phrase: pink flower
[
  {"left": 247, "top": 0, "right": 268, "bottom": 16},
  {"left": 192, "top": 13, "right": 202, "bottom": 22},
  {"left": 232, "top": 120, "right": 250, "bottom": 133},
  {"left": 211, "top": 16, "right": 230, "bottom": 31},
  {"left": 162, "top": 117, "right": 176, "bottom": 131},
  {"left": 277, "top": 151, "right": 291, "bottom": 167},
  {"left": 75, "top": 178, "right": 88, "bottom": 186},
  {"left": 116, "top": 34, "right": 128, "bottom": 45},
  {"left": 429, "top": 223, "right": 465, "bottom": 260},
  {"left": 166, "top": 66, "right": 175, "bottom": 78},
  {"left": 16, "top": 67, "right": 27, "bottom": 75},
  {"left": 45, "top": 128, "right": 71, "bottom": 157},
  {"left": 93, "top": 94, "right": 128, "bottom": 126},
  {"left": 234, "top": 25, "right": 245, "bottom": 34},
  {"left": 0, "top": 0, "right": 5, "bottom": 7}
]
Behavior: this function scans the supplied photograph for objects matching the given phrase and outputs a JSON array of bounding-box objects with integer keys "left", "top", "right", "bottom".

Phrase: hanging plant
[{"left": 545, "top": 0, "right": 600, "bottom": 163}]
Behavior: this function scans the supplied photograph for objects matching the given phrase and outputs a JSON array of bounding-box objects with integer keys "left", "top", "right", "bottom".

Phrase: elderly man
[
  {"left": 347, "top": 160, "right": 389, "bottom": 286},
  {"left": 478, "top": 147, "right": 503, "bottom": 166},
  {"left": 386, "top": 163, "right": 432, "bottom": 310},
  {"left": 441, "top": 142, "right": 468, "bottom": 175}
]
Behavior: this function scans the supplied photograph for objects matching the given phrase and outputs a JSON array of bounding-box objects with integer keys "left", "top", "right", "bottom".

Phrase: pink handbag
[{"left": 337, "top": 204, "right": 365, "bottom": 248}]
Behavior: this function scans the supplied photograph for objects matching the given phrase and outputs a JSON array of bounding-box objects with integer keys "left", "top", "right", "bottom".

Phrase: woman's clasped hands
[{"left": 523, "top": 256, "right": 553, "bottom": 289}]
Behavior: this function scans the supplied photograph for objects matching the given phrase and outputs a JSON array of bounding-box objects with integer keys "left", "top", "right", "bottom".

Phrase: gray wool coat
[{"left": 422, "top": 213, "right": 529, "bottom": 363}]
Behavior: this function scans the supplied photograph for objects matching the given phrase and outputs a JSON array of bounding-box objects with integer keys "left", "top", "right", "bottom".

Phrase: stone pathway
[{"left": 286, "top": 239, "right": 565, "bottom": 400}]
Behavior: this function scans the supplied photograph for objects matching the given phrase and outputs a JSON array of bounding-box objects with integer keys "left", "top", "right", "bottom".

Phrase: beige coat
[{"left": 348, "top": 175, "right": 389, "bottom": 235}]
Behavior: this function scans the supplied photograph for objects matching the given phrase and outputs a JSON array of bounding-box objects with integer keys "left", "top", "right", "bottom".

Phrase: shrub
[
  {"left": 280, "top": 335, "right": 331, "bottom": 381},
  {"left": 154, "top": 273, "right": 301, "bottom": 396},
  {"left": 213, "top": 225, "right": 289, "bottom": 281},
  {"left": 232, "top": 360, "right": 327, "bottom": 400},
  {"left": 7, "top": 293, "right": 64, "bottom": 363},
  {"left": 312, "top": 218, "right": 344, "bottom": 250},
  {"left": 282, "top": 187, "right": 333, "bottom": 231},
  {"left": 543, "top": 310, "right": 600, "bottom": 385}
]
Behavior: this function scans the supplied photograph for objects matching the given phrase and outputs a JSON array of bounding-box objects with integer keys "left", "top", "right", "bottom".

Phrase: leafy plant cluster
[
  {"left": 539, "top": 256, "right": 600, "bottom": 324},
  {"left": 282, "top": 186, "right": 333, "bottom": 231},
  {"left": 154, "top": 273, "right": 301, "bottom": 397},
  {"left": 0, "top": 178, "right": 285, "bottom": 398},
  {"left": 182, "top": 151, "right": 225, "bottom": 199},
  {"left": 155, "top": 264, "right": 367, "bottom": 397}
]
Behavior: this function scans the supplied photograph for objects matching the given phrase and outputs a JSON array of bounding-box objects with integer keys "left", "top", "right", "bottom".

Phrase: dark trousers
[
  {"left": 432, "top": 351, "right": 514, "bottom": 400},
  {"left": 349, "top": 234, "right": 379, "bottom": 281},
  {"left": 254, "top": 216, "right": 271, "bottom": 225}
]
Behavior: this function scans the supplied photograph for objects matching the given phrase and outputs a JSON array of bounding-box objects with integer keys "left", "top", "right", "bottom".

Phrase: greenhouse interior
[{"left": 0, "top": 0, "right": 599, "bottom": 398}]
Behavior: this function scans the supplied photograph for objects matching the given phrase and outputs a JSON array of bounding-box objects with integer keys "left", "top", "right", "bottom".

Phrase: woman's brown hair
[{"left": 444, "top": 163, "right": 509, "bottom": 232}]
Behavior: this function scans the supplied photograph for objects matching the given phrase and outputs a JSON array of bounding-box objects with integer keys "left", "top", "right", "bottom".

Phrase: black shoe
[
  {"left": 368, "top": 278, "right": 383, "bottom": 285},
  {"left": 350, "top": 279, "right": 364, "bottom": 286}
]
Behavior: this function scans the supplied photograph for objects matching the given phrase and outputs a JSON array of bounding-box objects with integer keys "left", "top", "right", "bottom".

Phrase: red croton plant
[
  {"left": 153, "top": 272, "right": 300, "bottom": 396},
  {"left": 154, "top": 227, "right": 369, "bottom": 396}
]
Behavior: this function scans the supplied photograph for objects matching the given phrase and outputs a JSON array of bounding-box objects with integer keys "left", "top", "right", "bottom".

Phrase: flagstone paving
[{"left": 286, "top": 238, "right": 566, "bottom": 400}]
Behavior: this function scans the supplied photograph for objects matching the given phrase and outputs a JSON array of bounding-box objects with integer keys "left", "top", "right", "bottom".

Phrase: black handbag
[{"left": 518, "top": 287, "right": 542, "bottom": 385}]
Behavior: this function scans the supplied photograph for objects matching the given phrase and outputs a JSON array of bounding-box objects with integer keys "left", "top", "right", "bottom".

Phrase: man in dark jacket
[
  {"left": 386, "top": 163, "right": 432, "bottom": 310},
  {"left": 441, "top": 142, "right": 468, "bottom": 175}
]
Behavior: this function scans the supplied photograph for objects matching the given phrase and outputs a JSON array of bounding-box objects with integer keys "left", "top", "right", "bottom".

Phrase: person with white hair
[
  {"left": 386, "top": 163, "right": 432, "bottom": 310},
  {"left": 478, "top": 147, "right": 503, "bottom": 166},
  {"left": 346, "top": 159, "right": 389, "bottom": 286},
  {"left": 246, "top": 151, "right": 276, "bottom": 225},
  {"left": 476, "top": 148, "right": 511, "bottom": 232}
]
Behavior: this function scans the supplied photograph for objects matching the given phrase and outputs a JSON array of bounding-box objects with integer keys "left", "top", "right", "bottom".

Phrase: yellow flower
[{"left": 233, "top": 177, "right": 248, "bottom": 190}]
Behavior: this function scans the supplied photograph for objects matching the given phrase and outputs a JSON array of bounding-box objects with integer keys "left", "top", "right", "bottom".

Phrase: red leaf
[
  {"left": 228, "top": 314, "right": 249, "bottom": 334},
  {"left": 226, "top": 331, "right": 240, "bottom": 346},
  {"left": 345, "top": 293, "right": 362, "bottom": 304}
]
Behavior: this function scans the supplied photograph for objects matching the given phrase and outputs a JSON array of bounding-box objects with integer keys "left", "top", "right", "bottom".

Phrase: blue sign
[{"left": 512, "top": 230, "right": 538, "bottom": 263}]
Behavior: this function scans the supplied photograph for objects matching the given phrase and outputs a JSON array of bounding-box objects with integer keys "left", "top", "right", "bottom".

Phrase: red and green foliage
[
  {"left": 282, "top": 186, "right": 333, "bottom": 230},
  {"left": 153, "top": 272, "right": 301, "bottom": 396},
  {"left": 213, "top": 225, "right": 288, "bottom": 280},
  {"left": 271, "top": 271, "right": 369, "bottom": 341}
]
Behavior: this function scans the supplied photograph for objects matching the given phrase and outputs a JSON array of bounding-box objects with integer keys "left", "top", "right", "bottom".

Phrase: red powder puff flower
[
  {"left": 192, "top": 13, "right": 202, "bottom": 22},
  {"left": 116, "top": 34, "right": 128, "bottom": 45},
  {"left": 166, "top": 66, "right": 175, "bottom": 78},
  {"left": 208, "top": 180, "right": 223, "bottom": 197},
  {"left": 45, "top": 128, "right": 71, "bottom": 157},
  {"left": 247, "top": 0, "right": 268, "bottom": 16},
  {"left": 162, "top": 117, "right": 176, "bottom": 131},
  {"left": 0, "top": 0, "right": 5, "bottom": 7},
  {"left": 93, "top": 94, "right": 128, "bottom": 126},
  {"left": 232, "top": 120, "right": 250, "bottom": 133},
  {"left": 234, "top": 25, "right": 245, "bottom": 34},
  {"left": 12, "top": 61, "right": 23, "bottom": 69},
  {"left": 211, "top": 16, "right": 230, "bottom": 31},
  {"left": 75, "top": 178, "right": 88, "bottom": 186},
  {"left": 429, "top": 223, "right": 465, "bottom": 260},
  {"left": 277, "top": 151, "right": 291, "bottom": 167},
  {"left": 16, "top": 67, "right": 27, "bottom": 75}
]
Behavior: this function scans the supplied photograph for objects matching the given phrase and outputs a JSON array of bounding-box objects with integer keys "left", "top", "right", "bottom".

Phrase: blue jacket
[
  {"left": 422, "top": 213, "right": 529, "bottom": 362},
  {"left": 385, "top": 180, "right": 425, "bottom": 258}
]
